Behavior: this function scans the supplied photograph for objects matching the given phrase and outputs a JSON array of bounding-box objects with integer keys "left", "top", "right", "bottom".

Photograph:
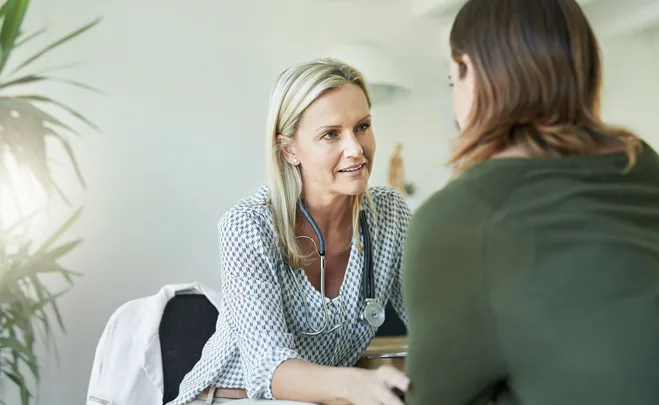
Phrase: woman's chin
[{"left": 334, "top": 178, "right": 369, "bottom": 196}]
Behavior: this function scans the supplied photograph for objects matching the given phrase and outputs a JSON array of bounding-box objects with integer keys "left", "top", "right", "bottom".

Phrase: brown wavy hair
[{"left": 448, "top": 0, "right": 641, "bottom": 173}]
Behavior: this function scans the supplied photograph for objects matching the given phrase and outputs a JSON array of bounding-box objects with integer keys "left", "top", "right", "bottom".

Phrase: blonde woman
[{"left": 168, "top": 59, "right": 412, "bottom": 405}]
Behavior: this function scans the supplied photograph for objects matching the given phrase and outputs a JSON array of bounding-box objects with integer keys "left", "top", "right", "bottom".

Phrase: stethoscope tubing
[{"left": 296, "top": 199, "right": 380, "bottom": 335}]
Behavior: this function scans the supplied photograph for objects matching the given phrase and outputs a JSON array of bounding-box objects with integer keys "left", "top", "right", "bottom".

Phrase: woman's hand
[
  {"left": 342, "top": 365, "right": 410, "bottom": 405},
  {"left": 271, "top": 359, "right": 409, "bottom": 405}
]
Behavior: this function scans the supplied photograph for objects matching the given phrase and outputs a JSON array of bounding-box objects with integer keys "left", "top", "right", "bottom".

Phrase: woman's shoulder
[
  {"left": 218, "top": 184, "right": 274, "bottom": 233},
  {"left": 368, "top": 185, "right": 410, "bottom": 214},
  {"left": 367, "top": 185, "right": 412, "bottom": 235},
  {"left": 409, "top": 171, "right": 509, "bottom": 234}
]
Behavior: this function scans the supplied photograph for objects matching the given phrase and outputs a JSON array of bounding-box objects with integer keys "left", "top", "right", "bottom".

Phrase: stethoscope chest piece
[{"left": 361, "top": 298, "right": 385, "bottom": 327}]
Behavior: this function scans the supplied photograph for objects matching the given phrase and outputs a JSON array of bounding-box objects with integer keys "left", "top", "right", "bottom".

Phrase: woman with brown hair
[{"left": 402, "top": 0, "right": 659, "bottom": 404}]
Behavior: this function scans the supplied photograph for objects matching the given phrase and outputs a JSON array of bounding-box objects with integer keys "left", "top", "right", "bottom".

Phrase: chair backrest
[
  {"left": 375, "top": 301, "right": 407, "bottom": 337},
  {"left": 159, "top": 294, "right": 219, "bottom": 404}
]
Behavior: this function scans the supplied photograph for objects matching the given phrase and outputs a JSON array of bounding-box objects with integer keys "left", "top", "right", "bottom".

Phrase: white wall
[
  {"left": 2, "top": 1, "right": 658, "bottom": 404},
  {"left": 600, "top": 32, "right": 659, "bottom": 140}
]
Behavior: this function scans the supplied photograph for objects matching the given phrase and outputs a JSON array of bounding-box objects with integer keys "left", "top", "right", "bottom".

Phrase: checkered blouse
[{"left": 168, "top": 185, "right": 411, "bottom": 404}]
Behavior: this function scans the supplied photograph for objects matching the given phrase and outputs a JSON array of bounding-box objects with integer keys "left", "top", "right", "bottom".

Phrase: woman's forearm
[{"left": 271, "top": 358, "right": 359, "bottom": 404}]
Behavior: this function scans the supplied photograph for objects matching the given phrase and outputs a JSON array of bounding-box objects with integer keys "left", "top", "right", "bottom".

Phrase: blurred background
[{"left": 1, "top": 0, "right": 658, "bottom": 403}]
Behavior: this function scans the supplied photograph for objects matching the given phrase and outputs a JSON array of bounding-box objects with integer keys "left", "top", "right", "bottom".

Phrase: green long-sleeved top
[{"left": 402, "top": 141, "right": 659, "bottom": 405}]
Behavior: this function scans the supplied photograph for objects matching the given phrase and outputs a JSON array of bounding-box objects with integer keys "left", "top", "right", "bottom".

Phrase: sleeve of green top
[{"left": 402, "top": 187, "right": 509, "bottom": 405}]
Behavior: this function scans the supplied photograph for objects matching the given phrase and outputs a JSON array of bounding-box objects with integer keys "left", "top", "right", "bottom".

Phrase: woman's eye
[
  {"left": 357, "top": 123, "right": 371, "bottom": 132},
  {"left": 323, "top": 131, "right": 338, "bottom": 140}
]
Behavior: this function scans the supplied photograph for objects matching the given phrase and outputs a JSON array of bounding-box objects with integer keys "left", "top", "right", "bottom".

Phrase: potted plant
[{"left": 0, "top": 0, "right": 100, "bottom": 403}]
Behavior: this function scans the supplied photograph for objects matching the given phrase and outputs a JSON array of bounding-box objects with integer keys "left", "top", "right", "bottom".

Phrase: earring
[{"left": 292, "top": 158, "right": 298, "bottom": 164}]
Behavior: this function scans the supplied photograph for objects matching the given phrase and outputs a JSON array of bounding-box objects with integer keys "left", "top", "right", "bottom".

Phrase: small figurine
[
  {"left": 388, "top": 143, "right": 405, "bottom": 194},
  {"left": 388, "top": 143, "right": 415, "bottom": 196}
]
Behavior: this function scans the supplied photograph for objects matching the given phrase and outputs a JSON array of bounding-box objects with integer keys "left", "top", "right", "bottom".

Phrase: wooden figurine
[{"left": 388, "top": 143, "right": 405, "bottom": 195}]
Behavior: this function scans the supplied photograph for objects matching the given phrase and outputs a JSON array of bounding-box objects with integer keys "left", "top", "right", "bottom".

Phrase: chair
[
  {"left": 159, "top": 294, "right": 219, "bottom": 404},
  {"left": 375, "top": 301, "right": 407, "bottom": 337}
]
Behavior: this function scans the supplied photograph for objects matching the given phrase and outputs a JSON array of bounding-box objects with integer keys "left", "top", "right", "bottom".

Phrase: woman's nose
[{"left": 342, "top": 132, "right": 363, "bottom": 157}]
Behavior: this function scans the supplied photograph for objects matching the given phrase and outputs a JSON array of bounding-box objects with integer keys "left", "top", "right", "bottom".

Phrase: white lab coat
[{"left": 86, "top": 282, "right": 222, "bottom": 405}]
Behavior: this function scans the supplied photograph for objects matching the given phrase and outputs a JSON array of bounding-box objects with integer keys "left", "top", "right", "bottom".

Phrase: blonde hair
[{"left": 266, "top": 57, "right": 374, "bottom": 269}]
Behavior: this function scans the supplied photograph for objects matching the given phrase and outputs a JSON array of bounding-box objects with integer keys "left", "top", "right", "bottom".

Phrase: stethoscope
[{"left": 291, "top": 200, "right": 386, "bottom": 336}]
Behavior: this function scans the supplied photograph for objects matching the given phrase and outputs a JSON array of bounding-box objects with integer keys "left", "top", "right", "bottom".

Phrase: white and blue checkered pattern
[{"left": 168, "top": 185, "right": 411, "bottom": 404}]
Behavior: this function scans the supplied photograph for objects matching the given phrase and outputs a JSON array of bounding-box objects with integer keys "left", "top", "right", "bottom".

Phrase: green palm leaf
[
  {"left": 8, "top": 16, "right": 101, "bottom": 76},
  {"left": 1, "top": 211, "right": 83, "bottom": 404},
  {"left": 0, "top": 1, "right": 100, "bottom": 404},
  {"left": 16, "top": 95, "right": 101, "bottom": 132},
  {"left": 0, "top": 0, "right": 28, "bottom": 74},
  {"left": 13, "top": 27, "right": 46, "bottom": 49}
]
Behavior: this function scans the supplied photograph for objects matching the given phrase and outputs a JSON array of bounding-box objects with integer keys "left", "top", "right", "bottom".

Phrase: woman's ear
[{"left": 278, "top": 135, "right": 299, "bottom": 166}]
